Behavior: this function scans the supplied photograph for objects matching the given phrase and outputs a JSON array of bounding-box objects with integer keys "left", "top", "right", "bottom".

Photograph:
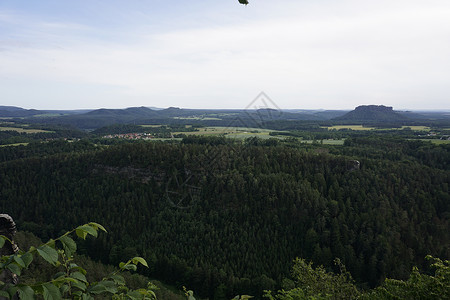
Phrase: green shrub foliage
[{"left": 0, "top": 223, "right": 155, "bottom": 300}]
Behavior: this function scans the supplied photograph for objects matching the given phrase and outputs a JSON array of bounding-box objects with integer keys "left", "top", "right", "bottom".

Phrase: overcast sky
[{"left": 1, "top": 0, "right": 450, "bottom": 110}]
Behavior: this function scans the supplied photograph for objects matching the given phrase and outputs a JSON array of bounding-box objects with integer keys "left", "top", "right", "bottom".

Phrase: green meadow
[{"left": 0, "top": 126, "right": 52, "bottom": 133}]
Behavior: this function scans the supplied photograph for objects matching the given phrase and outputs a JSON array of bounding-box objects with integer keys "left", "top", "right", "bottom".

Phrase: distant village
[{"left": 102, "top": 133, "right": 154, "bottom": 140}]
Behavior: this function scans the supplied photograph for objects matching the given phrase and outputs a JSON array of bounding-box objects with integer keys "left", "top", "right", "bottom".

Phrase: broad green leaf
[
  {"left": 71, "top": 280, "right": 87, "bottom": 292},
  {"left": 6, "top": 263, "right": 21, "bottom": 275},
  {"left": 52, "top": 272, "right": 65, "bottom": 280},
  {"left": 87, "top": 283, "right": 107, "bottom": 295},
  {"left": 60, "top": 235, "right": 77, "bottom": 257},
  {"left": 63, "top": 277, "right": 79, "bottom": 284},
  {"left": 76, "top": 225, "right": 97, "bottom": 238},
  {"left": 13, "top": 255, "right": 25, "bottom": 268},
  {"left": 102, "top": 280, "right": 118, "bottom": 294},
  {"left": 71, "top": 271, "right": 87, "bottom": 283},
  {"left": 75, "top": 228, "right": 87, "bottom": 240},
  {"left": 126, "top": 290, "right": 142, "bottom": 298},
  {"left": 132, "top": 257, "right": 148, "bottom": 267},
  {"left": 42, "top": 283, "right": 61, "bottom": 300},
  {"left": 60, "top": 284, "right": 69, "bottom": 294},
  {"left": 0, "top": 237, "right": 5, "bottom": 249},
  {"left": 18, "top": 285, "right": 35, "bottom": 300},
  {"left": 70, "top": 263, "right": 87, "bottom": 275},
  {"left": 109, "top": 274, "right": 125, "bottom": 285},
  {"left": 88, "top": 222, "right": 107, "bottom": 232},
  {"left": 37, "top": 245, "right": 59, "bottom": 265},
  {"left": 21, "top": 252, "right": 33, "bottom": 267}
]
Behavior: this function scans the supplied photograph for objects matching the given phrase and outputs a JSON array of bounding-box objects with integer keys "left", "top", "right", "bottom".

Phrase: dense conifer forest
[{"left": 0, "top": 135, "right": 448, "bottom": 298}]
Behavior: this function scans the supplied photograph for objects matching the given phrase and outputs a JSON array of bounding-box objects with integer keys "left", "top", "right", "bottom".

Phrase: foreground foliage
[
  {"left": 266, "top": 256, "right": 450, "bottom": 300},
  {"left": 1, "top": 223, "right": 449, "bottom": 299},
  {"left": 0, "top": 223, "right": 155, "bottom": 299}
]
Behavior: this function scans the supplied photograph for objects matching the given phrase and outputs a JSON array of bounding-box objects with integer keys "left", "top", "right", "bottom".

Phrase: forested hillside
[{"left": 0, "top": 138, "right": 449, "bottom": 298}]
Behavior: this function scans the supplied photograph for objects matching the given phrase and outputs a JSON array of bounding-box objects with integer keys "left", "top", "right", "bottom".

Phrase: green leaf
[
  {"left": 42, "top": 283, "right": 61, "bottom": 300},
  {"left": 52, "top": 272, "right": 65, "bottom": 280},
  {"left": 126, "top": 290, "right": 142, "bottom": 298},
  {"left": 109, "top": 274, "right": 125, "bottom": 285},
  {"left": 132, "top": 257, "right": 148, "bottom": 267},
  {"left": 87, "top": 283, "right": 107, "bottom": 295},
  {"left": 71, "top": 280, "right": 87, "bottom": 292},
  {"left": 76, "top": 225, "right": 98, "bottom": 238},
  {"left": 46, "top": 239, "right": 55, "bottom": 248},
  {"left": 37, "top": 245, "right": 59, "bottom": 265},
  {"left": 124, "top": 264, "right": 137, "bottom": 271},
  {"left": 102, "top": 280, "right": 118, "bottom": 294},
  {"left": 70, "top": 271, "right": 87, "bottom": 283},
  {"left": 0, "top": 236, "right": 5, "bottom": 249},
  {"left": 75, "top": 228, "right": 87, "bottom": 240},
  {"left": 18, "top": 285, "right": 35, "bottom": 300},
  {"left": 60, "top": 284, "right": 70, "bottom": 295},
  {"left": 21, "top": 252, "right": 33, "bottom": 268},
  {"left": 0, "top": 291, "right": 9, "bottom": 298},
  {"left": 6, "top": 263, "right": 21, "bottom": 275},
  {"left": 88, "top": 222, "right": 107, "bottom": 232},
  {"left": 70, "top": 263, "right": 87, "bottom": 275},
  {"left": 82, "top": 294, "right": 95, "bottom": 300},
  {"left": 187, "top": 290, "right": 195, "bottom": 300},
  {"left": 87, "top": 281, "right": 118, "bottom": 295},
  {"left": 60, "top": 235, "right": 77, "bottom": 257},
  {"left": 13, "top": 255, "right": 25, "bottom": 268},
  {"left": 7, "top": 287, "right": 18, "bottom": 298}
]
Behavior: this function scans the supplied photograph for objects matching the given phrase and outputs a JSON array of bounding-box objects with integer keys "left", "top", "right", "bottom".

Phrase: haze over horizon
[{"left": 1, "top": 1, "right": 450, "bottom": 110}]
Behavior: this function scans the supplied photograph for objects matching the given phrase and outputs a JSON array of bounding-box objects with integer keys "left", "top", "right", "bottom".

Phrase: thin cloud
[{"left": 1, "top": 0, "right": 450, "bottom": 109}]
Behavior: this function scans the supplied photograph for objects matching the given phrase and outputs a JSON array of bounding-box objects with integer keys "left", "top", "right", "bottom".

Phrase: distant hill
[
  {"left": 0, "top": 106, "right": 26, "bottom": 111},
  {"left": 334, "top": 105, "right": 408, "bottom": 122},
  {"left": 0, "top": 106, "right": 42, "bottom": 117},
  {"left": 0, "top": 106, "right": 90, "bottom": 118},
  {"left": 4, "top": 105, "right": 449, "bottom": 130}
]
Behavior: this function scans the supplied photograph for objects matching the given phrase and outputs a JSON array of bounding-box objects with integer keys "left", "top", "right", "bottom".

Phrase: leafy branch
[{"left": 0, "top": 222, "right": 155, "bottom": 300}]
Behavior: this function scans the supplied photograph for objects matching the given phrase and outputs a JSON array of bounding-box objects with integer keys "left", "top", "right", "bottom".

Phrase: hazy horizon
[{"left": 3, "top": 104, "right": 450, "bottom": 113}]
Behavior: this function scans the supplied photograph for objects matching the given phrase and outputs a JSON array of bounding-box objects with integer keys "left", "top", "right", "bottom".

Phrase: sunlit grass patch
[
  {"left": 0, "top": 126, "right": 53, "bottom": 133},
  {"left": 323, "top": 125, "right": 375, "bottom": 131}
]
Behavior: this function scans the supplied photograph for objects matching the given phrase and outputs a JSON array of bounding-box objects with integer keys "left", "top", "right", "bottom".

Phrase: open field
[
  {"left": 140, "top": 125, "right": 164, "bottom": 128},
  {"left": 323, "top": 125, "right": 376, "bottom": 131},
  {"left": 173, "top": 126, "right": 285, "bottom": 139},
  {"left": 300, "top": 139, "right": 346, "bottom": 145},
  {"left": 0, "top": 126, "right": 53, "bottom": 133},
  {"left": 0, "top": 143, "right": 29, "bottom": 147},
  {"left": 173, "top": 116, "right": 222, "bottom": 120},
  {"left": 419, "top": 139, "right": 450, "bottom": 145}
]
